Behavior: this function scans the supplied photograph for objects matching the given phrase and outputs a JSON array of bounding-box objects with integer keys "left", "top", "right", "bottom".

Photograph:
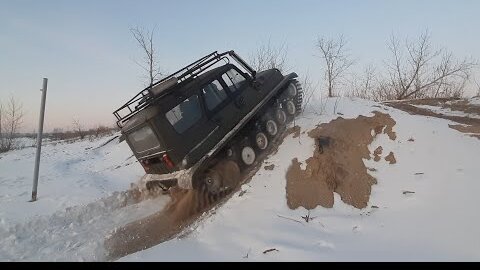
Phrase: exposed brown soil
[
  {"left": 286, "top": 111, "right": 397, "bottom": 210},
  {"left": 385, "top": 99, "right": 480, "bottom": 139},
  {"left": 448, "top": 124, "right": 480, "bottom": 139},
  {"left": 385, "top": 152, "right": 396, "bottom": 164},
  {"left": 373, "top": 146, "right": 383, "bottom": 162},
  {"left": 400, "top": 98, "right": 480, "bottom": 115}
]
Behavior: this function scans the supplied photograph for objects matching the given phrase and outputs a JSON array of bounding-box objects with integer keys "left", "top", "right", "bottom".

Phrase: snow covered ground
[
  {"left": 1, "top": 97, "right": 480, "bottom": 261},
  {"left": 0, "top": 135, "right": 169, "bottom": 261},
  {"left": 0, "top": 135, "right": 142, "bottom": 225},
  {"left": 123, "top": 98, "right": 480, "bottom": 261}
]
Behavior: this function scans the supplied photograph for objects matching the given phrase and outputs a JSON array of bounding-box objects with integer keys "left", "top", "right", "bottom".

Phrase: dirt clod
[
  {"left": 264, "top": 164, "right": 275, "bottom": 170},
  {"left": 373, "top": 146, "right": 383, "bottom": 162},
  {"left": 263, "top": 248, "right": 279, "bottom": 254},
  {"left": 385, "top": 152, "right": 396, "bottom": 164},
  {"left": 286, "top": 111, "right": 396, "bottom": 209},
  {"left": 286, "top": 125, "right": 301, "bottom": 138}
]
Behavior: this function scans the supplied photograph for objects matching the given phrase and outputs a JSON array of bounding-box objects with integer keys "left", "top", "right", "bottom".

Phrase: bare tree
[
  {"left": 316, "top": 34, "right": 355, "bottom": 97},
  {"left": 249, "top": 40, "right": 288, "bottom": 72},
  {"left": 349, "top": 64, "right": 377, "bottom": 100},
  {"left": 0, "top": 97, "right": 24, "bottom": 152},
  {"left": 72, "top": 119, "right": 86, "bottom": 140},
  {"left": 384, "top": 30, "right": 476, "bottom": 100},
  {"left": 130, "top": 26, "right": 161, "bottom": 86}
]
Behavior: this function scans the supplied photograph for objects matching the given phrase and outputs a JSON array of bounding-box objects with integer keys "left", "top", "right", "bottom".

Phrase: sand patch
[{"left": 286, "top": 111, "right": 396, "bottom": 209}]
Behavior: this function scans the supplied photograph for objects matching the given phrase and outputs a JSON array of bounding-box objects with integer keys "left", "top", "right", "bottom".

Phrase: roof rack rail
[{"left": 113, "top": 50, "right": 256, "bottom": 127}]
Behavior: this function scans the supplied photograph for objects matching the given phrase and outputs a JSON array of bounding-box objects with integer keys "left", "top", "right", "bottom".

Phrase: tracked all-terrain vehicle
[{"left": 114, "top": 50, "right": 302, "bottom": 195}]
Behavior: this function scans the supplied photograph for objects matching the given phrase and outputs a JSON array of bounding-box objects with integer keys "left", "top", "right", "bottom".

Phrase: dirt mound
[{"left": 286, "top": 111, "right": 396, "bottom": 209}]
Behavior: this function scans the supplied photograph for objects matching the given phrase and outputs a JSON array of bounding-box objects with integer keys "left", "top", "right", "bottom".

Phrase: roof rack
[{"left": 113, "top": 50, "right": 256, "bottom": 127}]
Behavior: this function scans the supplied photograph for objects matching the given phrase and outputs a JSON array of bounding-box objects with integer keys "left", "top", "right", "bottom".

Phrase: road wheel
[
  {"left": 254, "top": 131, "right": 269, "bottom": 151},
  {"left": 285, "top": 100, "right": 296, "bottom": 116},
  {"left": 240, "top": 144, "right": 256, "bottom": 166},
  {"left": 287, "top": 82, "right": 298, "bottom": 97},
  {"left": 265, "top": 119, "right": 279, "bottom": 137},
  {"left": 275, "top": 108, "right": 287, "bottom": 126}
]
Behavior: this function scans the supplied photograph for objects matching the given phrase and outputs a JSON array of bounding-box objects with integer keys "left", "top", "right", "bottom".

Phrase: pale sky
[{"left": 1, "top": 0, "right": 479, "bottom": 132}]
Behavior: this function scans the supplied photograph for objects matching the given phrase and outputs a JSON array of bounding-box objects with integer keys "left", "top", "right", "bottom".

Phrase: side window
[
  {"left": 202, "top": 80, "right": 227, "bottom": 111},
  {"left": 222, "top": 74, "right": 237, "bottom": 93},
  {"left": 166, "top": 95, "right": 202, "bottom": 133},
  {"left": 226, "top": 69, "right": 246, "bottom": 90}
]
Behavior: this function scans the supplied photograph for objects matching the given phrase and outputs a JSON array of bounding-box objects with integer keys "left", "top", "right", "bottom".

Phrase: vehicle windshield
[{"left": 128, "top": 125, "right": 161, "bottom": 154}]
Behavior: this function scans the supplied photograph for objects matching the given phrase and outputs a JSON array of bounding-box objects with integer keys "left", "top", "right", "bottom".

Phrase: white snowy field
[
  {"left": 0, "top": 134, "right": 170, "bottom": 261},
  {"left": 1, "top": 97, "right": 480, "bottom": 261},
  {"left": 0, "top": 134, "right": 142, "bottom": 225}
]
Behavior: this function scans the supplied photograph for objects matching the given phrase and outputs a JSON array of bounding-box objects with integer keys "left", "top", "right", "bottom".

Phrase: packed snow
[{"left": 1, "top": 97, "right": 480, "bottom": 261}]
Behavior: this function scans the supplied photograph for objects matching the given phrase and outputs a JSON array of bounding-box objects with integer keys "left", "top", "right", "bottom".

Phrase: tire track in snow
[{"left": 0, "top": 189, "right": 169, "bottom": 261}]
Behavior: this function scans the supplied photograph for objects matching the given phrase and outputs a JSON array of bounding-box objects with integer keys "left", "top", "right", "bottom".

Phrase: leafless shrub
[
  {"left": 474, "top": 78, "right": 480, "bottom": 97},
  {"left": 348, "top": 64, "right": 377, "bottom": 100},
  {"left": 0, "top": 96, "right": 25, "bottom": 153},
  {"left": 72, "top": 119, "right": 86, "bottom": 140},
  {"left": 382, "top": 30, "right": 476, "bottom": 100},
  {"left": 300, "top": 72, "right": 320, "bottom": 114},
  {"left": 249, "top": 40, "right": 288, "bottom": 72}
]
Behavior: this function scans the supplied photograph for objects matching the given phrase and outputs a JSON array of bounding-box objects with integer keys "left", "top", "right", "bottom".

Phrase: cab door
[
  {"left": 221, "top": 68, "right": 263, "bottom": 121},
  {"left": 201, "top": 78, "right": 238, "bottom": 133}
]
